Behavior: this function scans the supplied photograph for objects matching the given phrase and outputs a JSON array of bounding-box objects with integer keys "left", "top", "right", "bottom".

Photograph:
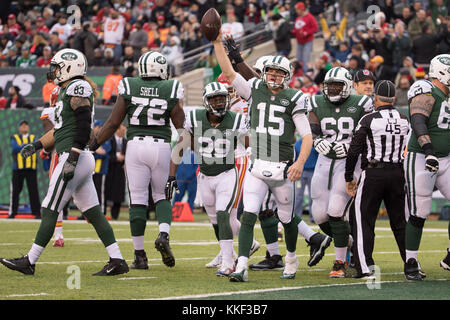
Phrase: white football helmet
[
  {"left": 253, "top": 55, "right": 273, "bottom": 75},
  {"left": 323, "top": 67, "right": 353, "bottom": 103},
  {"left": 262, "top": 55, "right": 293, "bottom": 89},
  {"left": 203, "top": 82, "right": 230, "bottom": 117},
  {"left": 48, "top": 48, "right": 87, "bottom": 85},
  {"left": 429, "top": 54, "right": 450, "bottom": 89},
  {"left": 138, "top": 51, "right": 169, "bottom": 80}
]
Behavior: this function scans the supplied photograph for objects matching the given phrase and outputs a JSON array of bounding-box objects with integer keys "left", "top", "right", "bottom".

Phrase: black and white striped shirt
[{"left": 345, "top": 105, "right": 410, "bottom": 182}]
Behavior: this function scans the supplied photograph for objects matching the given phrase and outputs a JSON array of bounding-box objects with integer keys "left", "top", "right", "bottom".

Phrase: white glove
[
  {"left": 425, "top": 155, "right": 439, "bottom": 172},
  {"left": 333, "top": 142, "right": 350, "bottom": 158},
  {"left": 314, "top": 138, "right": 333, "bottom": 155}
]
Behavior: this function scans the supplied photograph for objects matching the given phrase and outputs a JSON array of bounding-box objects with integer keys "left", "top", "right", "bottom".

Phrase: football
[{"left": 201, "top": 8, "right": 221, "bottom": 41}]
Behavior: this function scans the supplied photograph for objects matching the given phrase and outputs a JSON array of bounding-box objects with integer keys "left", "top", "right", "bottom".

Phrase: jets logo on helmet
[
  {"left": 47, "top": 48, "right": 87, "bottom": 85},
  {"left": 429, "top": 54, "right": 450, "bottom": 89},
  {"left": 323, "top": 67, "right": 353, "bottom": 103},
  {"left": 138, "top": 51, "right": 169, "bottom": 80},
  {"left": 203, "top": 82, "right": 230, "bottom": 117},
  {"left": 262, "top": 55, "right": 293, "bottom": 89}
]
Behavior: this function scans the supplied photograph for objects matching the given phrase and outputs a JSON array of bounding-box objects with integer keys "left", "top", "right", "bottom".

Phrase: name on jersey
[{"left": 140, "top": 87, "right": 159, "bottom": 97}]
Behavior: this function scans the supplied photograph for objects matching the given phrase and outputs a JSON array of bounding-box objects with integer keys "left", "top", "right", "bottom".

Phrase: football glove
[
  {"left": 332, "top": 142, "right": 349, "bottom": 158},
  {"left": 314, "top": 138, "right": 333, "bottom": 156},
  {"left": 165, "top": 176, "right": 179, "bottom": 201},
  {"left": 62, "top": 150, "right": 80, "bottom": 182},
  {"left": 224, "top": 36, "right": 243, "bottom": 64},
  {"left": 425, "top": 155, "right": 439, "bottom": 172},
  {"left": 20, "top": 140, "right": 43, "bottom": 159}
]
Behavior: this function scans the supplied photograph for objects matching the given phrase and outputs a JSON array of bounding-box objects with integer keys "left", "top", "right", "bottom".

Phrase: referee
[{"left": 345, "top": 80, "right": 409, "bottom": 278}]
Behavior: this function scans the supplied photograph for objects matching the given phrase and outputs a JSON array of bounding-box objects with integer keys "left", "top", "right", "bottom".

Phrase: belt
[
  {"left": 367, "top": 161, "right": 403, "bottom": 169},
  {"left": 133, "top": 136, "right": 167, "bottom": 143}
]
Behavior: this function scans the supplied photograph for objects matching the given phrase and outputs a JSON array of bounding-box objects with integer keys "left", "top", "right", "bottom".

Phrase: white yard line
[
  {"left": 117, "top": 277, "right": 157, "bottom": 280},
  {"left": 6, "top": 293, "right": 49, "bottom": 297}
]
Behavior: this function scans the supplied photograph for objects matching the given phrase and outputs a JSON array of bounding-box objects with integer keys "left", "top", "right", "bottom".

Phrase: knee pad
[
  {"left": 129, "top": 205, "right": 147, "bottom": 222},
  {"left": 240, "top": 211, "right": 257, "bottom": 226},
  {"left": 408, "top": 215, "right": 425, "bottom": 229}
]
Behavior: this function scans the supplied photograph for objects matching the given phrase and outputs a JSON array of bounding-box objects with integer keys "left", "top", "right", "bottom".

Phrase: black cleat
[
  {"left": 307, "top": 233, "right": 332, "bottom": 267},
  {"left": 155, "top": 232, "right": 175, "bottom": 267},
  {"left": 440, "top": 248, "right": 450, "bottom": 271},
  {"left": 0, "top": 255, "right": 35, "bottom": 275},
  {"left": 404, "top": 258, "right": 423, "bottom": 281},
  {"left": 93, "top": 258, "right": 129, "bottom": 276},
  {"left": 249, "top": 250, "right": 284, "bottom": 271},
  {"left": 130, "top": 250, "right": 149, "bottom": 270}
]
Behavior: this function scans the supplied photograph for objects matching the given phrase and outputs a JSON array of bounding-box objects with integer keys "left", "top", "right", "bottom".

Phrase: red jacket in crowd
[{"left": 292, "top": 12, "right": 318, "bottom": 44}]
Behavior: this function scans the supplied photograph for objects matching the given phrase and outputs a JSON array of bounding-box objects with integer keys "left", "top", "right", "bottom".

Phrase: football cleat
[
  {"left": 205, "top": 253, "right": 222, "bottom": 268},
  {"left": 93, "top": 258, "right": 129, "bottom": 276},
  {"left": 53, "top": 238, "right": 64, "bottom": 247},
  {"left": 404, "top": 258, "right": 423, "bottom": 281},
  {"left": 440, "top": 248, "right": 450, "bottom": 271},
  {"left": 155, "top": 232, "right": 175, "bottom": 267},
  {"left": 229, "top": 268, "right": 248, "bottom": 282},
  {"left": 216, "top": 263, "right": 235, "bottom": 277},
  {"left": 307, "top": 233, "right": 332, "bottom": 267},
  {"left": 280, "top": 256, "right": 299, "bottom": 279},
  {"left": 329, "top": 260, "right": 347, "bottom": 278},
  {"left": 249, "top": 239, "right": 261, "bottom": 257},
  {"left": 249, "top": 250, "right": 284, "bottom": 271},
  {"left": 130, "top": 250, "right": 149, "bottom": 270},
  {"left": 0, "top": 255, "right": 35, "bottom": 275}
]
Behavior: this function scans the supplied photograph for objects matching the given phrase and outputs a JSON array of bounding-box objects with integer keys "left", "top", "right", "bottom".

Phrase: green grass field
[{"left": 0, "top": 212, "right": 449, "bottom": 300}]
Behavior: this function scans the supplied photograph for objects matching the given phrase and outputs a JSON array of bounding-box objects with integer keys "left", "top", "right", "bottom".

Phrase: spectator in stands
[
  {"left": 35, "top": 17, "right": 49, "bottom": 34},
  {"left": 156, "top": 16, "right": 170, "bottom": 43},
  {"left": 49, "top": 14, "right": 73, "bottom": 43},
  {"left": 329, "top": 41, "right": 351, "bottom": 65},
  {"left": 0, "top": 35, "right": 13, "bottom": 55},
  {"left": 370, "top": 55, "right": 396, "bottom": 82},
  {"left": 412, "top": 24, "right": 444, "bottom": 69},
  {"left": 121, "top": 45, "right": 135, "bottom": 68},
  {"left": 233, "top": 0, "right": 247, "bottom": 23},
  {"left": 437, "top": 16, "right": 450, "bottom": 53},
  {"left": 7, "top": 14, "right": 21, "bottom": 37},
  {"left": 49, "top": 32, "right": 63, "bottom": 53},
  {"left": 396, "top": 76, "right": 411, "bottom": 107},
  {"left": 5, "top": 46, "right": 19, "bottom": 67},
  {"left": 321, "top": 11, "right": 348, "bottom": 52},
  {"left": 312, "top": 53, "right": 329, "bottom": 85},
  {"left": 245, "top": 0, "right": 262, "bottom": 25},
  {"left": 300, "top": 74, "right": 320, "bottom": 97},
  {"left": 104, "top": 48, "right": 118, "bottom": 66},
  {"left": 150, "top": 0, "right": 171, "bottom": 23},
  {"left": 408, "top": 9, "right": 436, "bottom": 40},
  {"left": 292, "top": 1, "right": 318, "bottom": 67},
  {"left": 430, "top": 0, "right": 448, "bottom": 27},
  {"left": 104, "top": 8, "right": 127, "bottom": 65},
  {"left": 365, "top": 27, "right": 394, "bottom": 68},
  {"left": 0, "top": 87, "right": 7, "bottom": 109},
  {"left": 346, "top": 44, "right": 367, "bottom": 69},
  {"left": 399, "top": 6, "right": 414, "bottom": 26},
  {"left": 42, "top": 7, "right": 55, "bottom": 28},
  {"left": 30, "top": 33, "right": 48, "bottom": 58},
  {"left": 347, "top": 56, "right": 360, "bottom": 77},
  {"left": 291, "top": 77, "right": 302, "bottom": 89},
  {"left": 401, "top": 56, "right": 417, "bottom": 81},
  {"left": 72, "top": 22, "right": 99, "bottom": 66},
  {"left": 42, "top": 74, "right": 57, "bottom": 108},
  {"left": 102, "top": 66, "right": 123, "bottom": 105},
  {"left": 267, "top": 13, "right": 291, "bottom": 57},
  {"left": 161, "top": 34, "right": 183, "bottom": 76},
  {"left": 37, "top": 46, "right": 53, "bottom": 68},
  {"left": 415, "top": 66, "right": 426, "bottom": 80},
  {"left": 6, "top": 86, "right": 27, "bottom": 109},
  {"left": 289, "top": 60, "right": 304, "bottom": 88},
  {"left": 93, "top": 48, "right": 106, "bottom": 66},
  {"left": 222, "top": 6, "right": 244, "bottom": 40},
  {"left": 129, "top": 20, "right": 148, "bottom": 61},
  {"left": 16, "top": 45, "right": 36, "bottom": 68},
  {"left": 390, "top": 21, "right": 411, "bottom": 69}
]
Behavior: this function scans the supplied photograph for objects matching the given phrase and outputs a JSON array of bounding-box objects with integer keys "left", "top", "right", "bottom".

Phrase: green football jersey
[
  {"left": 53, "top": 79, "right": 95, "bottom": 154},
  {"left": 185, "top": 108, "right": 247, "bottom": 176},
  {"left": 310, "top": 94, "right": 373, "bottom": 159},
  {"left": 118, "top": 77, "right": 183, "bottom": 142},
  {"left": 247, "top": 78, "right": 308, "bottom": 162},
  {"left": 407, "top": 80, "right": 450, "bottom": 157}
]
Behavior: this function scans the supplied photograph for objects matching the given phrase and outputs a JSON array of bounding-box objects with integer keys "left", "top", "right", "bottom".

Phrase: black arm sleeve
[
  {"left": 410, "top": 113, "right": 434, "bottom": 155},
  {"left": 310, "top": 123, "right": 321, "bottom": 138},
  {"left": 345, "top": 119, "right": 370, "bottom": 182},
  {"left": 73, "top": 105, "right": 92, "bottom": 150}
]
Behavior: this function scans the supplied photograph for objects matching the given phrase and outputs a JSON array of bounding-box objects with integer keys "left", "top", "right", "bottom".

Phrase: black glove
[
  {"left": 165, "top": 176, "right": 179, "bottom": 201},
  {"left": 88, "top": 137, "right": 100, "bottom": 152},
  {"left": 425, "top": 154, "right": 439, "bottom": 172},
  {"left": 224, "top": 36, "right": 243, "bottom": 64},
  {"left": 62, "top": 150, "right": 80, "bottom": 182},
  {"left": 20, "top": 140, "right": 43, "bottom": 159}
]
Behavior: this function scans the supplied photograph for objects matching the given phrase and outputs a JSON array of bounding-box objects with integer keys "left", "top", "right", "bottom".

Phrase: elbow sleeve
[{"left": 410, "top": 113, "right": 430, "bottom": 139}]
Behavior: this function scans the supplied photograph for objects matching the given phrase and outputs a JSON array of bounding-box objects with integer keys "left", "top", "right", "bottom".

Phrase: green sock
[
  {"left": 129, "top": 205, "right": 147, "bottom": 237},
  {"left": 319, "top": 221, "right": 333, "bottom": 237},
  {"left": 83, "top": 205, "right": 116, "bottom": 247},
  {"left": 238, "top": 212, "right": 257, "bottom": 258},
  {"left": 217, "top": 211, "right": 233, "bottom": 240},
  {"left": 329, "top": 219, "right": 349, "bottom": 248},
  {"left": 406, "top": 221, "right": 423, "bottom": 251},
  {"left": 155, "top": 200, "right": 172, "bottom": 225},
  {"left": 282, "top": 215, "right": 301, "bottom": 253},
  {"left": 260, "top": 215, "right": 279, "bottom": 244},
  {"left": 34, "top": 207, "right": 59, "bottom": 247},
  {"left": 212, "top": 224, "right": 220, "bottom": 241}
]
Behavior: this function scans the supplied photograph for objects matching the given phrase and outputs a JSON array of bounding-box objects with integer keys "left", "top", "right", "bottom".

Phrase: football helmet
[
  {"left": 253, "top": 55, "right": 273, "bottom": 75},
  {"left": 203, "top": 82, "right": 230, "bottom": 117},
  {"left": 47, "top": 48, "right": 87, "bottom": 85},
  {"left": 262, "top": 55, "right": 293, "bottom": 89},
  {"left": 429, "top": 54, "right": 450, "bottom": 89},
  {"left": 138, "top": 51, "right": 169, "bottom": 80},
  {"left": 323, "top": 67, "right": 353, "bottom": 103}
]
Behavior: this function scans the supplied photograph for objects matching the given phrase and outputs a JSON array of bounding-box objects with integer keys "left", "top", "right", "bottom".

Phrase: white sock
[
  {"left": 28, "top": 243, "right": 44, "bottom": 265},
  {"left": 267, "top": 242, "right": 280, "bottom": 256},
  {"left": 159, "top": 223, "right": 170, "bottom": 234},
  {"left": 298, "top": 220, "right": 316, "bottom": 242},
  {"left": 286, "top": 251, "right": 296, "bottom": 259},
  {"left": 236, "top": 256, "right": 249, "bottom": 271},
  {"left": 106, "top": 242, "right": 123, "bottom": 260},
  {"left": 132, "top": 236, "right": 145, "bottom": 251},
  {"left": 335, "top": 246, "right": 347, "bottom": 262},
  {"left": 406, "top": 250, "right": 418, "bottom": 261},
  {"left": 219, "top": 239, "right": 234, "bottom": 267},
  {"left": 53, "top": 226, "right": 63, "bottom": 239}
]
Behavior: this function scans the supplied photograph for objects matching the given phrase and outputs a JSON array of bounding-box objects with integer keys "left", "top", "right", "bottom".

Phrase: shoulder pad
[
  {"left": 408, "top": 80, "right": 434, "bottom": 100},
  {"left": 358, "top": 95, "right": 374, "bottom": 113},
  {"left": 66, "top": 80, "right": 93, "bottom": 98}
]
